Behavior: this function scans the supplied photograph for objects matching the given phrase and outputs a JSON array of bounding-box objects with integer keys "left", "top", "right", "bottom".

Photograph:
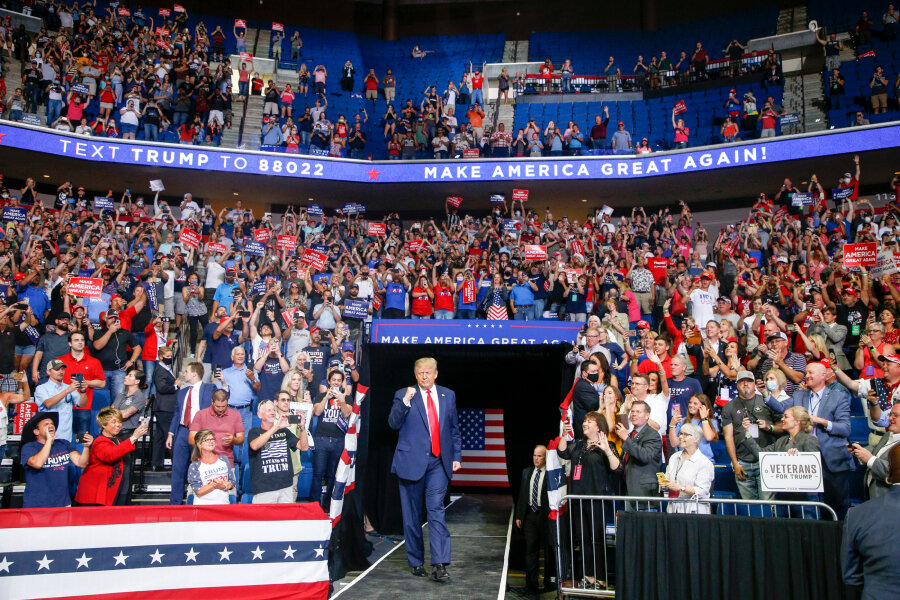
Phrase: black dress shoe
[
  {"left": 411, "top": 565, "right": 427, "bottom": 577},
  {"left": 431, "top": 563, "right": 450, "bottom": 582}
]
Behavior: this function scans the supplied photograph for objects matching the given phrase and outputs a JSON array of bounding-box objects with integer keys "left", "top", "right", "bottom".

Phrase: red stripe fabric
[{"left": 39, "top": 582, "right": 330, "bottom": 600}]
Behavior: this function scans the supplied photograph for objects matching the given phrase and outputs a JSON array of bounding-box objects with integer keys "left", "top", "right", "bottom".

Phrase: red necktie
[
  {"left": 624, "top": 430, "right": 637, "bottom": 464},
  {"left": 183, "top": 386, "right": 193, "bottom": 427},
  {"left": 426, "top": 389, "right": 441, "bottom": 457}
]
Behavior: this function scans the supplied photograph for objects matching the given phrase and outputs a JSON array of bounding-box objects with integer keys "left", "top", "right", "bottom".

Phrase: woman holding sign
[{"left": 743, "top": 406, "right": 822, "bottom": 511}]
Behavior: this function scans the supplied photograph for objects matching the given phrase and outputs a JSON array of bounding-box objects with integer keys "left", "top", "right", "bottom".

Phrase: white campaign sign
[
  {"left": 870, "top": 250, "right": 898, "bottom": 279},
  {"left": 759, "top": 452, "right": 824, "bottom": 493}
]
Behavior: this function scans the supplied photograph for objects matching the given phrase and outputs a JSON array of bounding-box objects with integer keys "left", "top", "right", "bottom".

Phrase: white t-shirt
[
  {"left": 205, "top": 261, "right": 226, "bottom": 289},
  {"left": 689, "top": 288, "right": 717, "bottom": 329}
]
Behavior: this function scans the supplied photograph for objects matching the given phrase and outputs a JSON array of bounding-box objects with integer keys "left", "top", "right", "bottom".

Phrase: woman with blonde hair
[{"left": 281, "top": 367, "right": 312, "bottom": 403}]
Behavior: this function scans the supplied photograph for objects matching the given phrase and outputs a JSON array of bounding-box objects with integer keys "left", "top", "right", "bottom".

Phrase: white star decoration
[
  {"left": 75, "top": 553, "right": 92, "bottom": 569},
  {"left": 314, "top": 546, "right": 325, "bottom": 558},
  {"left": 113, "top": 551, "right": 129, "bottom": 566},
  {"left": 282, "top": 546, "right": 296, "bottom": 559},
  {"left": 251, "top": 546, "right": 265, "bottom": 560},
  {"left": 218, "top": 547, "right": 232, "bottom": 562},
  {"left": 0, "top": 556, "right": 13, "bottom": 573},
  {"left": 149, "top": 549, "right": 165, "bottom": 565},
  {"left": 184, "top": 548, "right": 199, "bottom": 563},
  {"left": 36, "top": 554, "right": 53, "bottom": 571}
]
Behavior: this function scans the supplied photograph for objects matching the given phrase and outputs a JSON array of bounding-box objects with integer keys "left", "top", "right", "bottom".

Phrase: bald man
[
  {"left": 842, "top": 443, "right": 900, "bottom": 599},
  {"left": 765, "top": 361, "right": 854, "bottom": 519},
  {"left": 514, "top": 445, "right": 553, "bottom": 595}
]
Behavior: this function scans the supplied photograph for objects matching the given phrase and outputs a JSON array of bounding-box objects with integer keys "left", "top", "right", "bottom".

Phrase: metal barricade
[{"left": 555, "top": 494, "right": 837, "bottom": 598}]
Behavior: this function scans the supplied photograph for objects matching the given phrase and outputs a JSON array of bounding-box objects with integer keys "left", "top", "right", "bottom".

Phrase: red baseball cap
[{"left": 636, "top": 320, "right": 650, "bottom": 329}]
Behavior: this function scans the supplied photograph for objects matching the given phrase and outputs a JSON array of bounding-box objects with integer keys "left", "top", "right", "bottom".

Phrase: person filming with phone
[
  {"left": 75, "top": 406, "right": 148, "bottom": 506},
  {"left": 311, "top": 368, "right": 353, "bottom": 509}
]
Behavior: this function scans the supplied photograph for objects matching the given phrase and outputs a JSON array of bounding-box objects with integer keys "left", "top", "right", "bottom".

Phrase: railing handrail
[{"left": 559, "top": 493, "right": 839, "bottom": 520}]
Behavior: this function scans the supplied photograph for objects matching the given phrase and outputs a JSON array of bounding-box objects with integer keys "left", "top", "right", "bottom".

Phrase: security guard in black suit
[{"left": 515, "top": 445, "right": 554, "bottom": 596}]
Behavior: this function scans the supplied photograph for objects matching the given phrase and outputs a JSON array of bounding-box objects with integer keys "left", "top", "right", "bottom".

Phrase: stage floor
[{"left": 333, "top": 494, "right": 512, "bottom": 600}]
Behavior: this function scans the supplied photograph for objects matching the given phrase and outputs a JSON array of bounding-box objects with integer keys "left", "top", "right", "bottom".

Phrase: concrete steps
[
  {"left": 514, "top": 40, "right": 529, "bottom": 63},
  {"left": 255, "top": 29, "right": 272, "bottom": 59}
]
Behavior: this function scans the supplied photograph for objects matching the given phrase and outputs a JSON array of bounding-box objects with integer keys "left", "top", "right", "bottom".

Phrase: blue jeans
[
  {"left": 591, "top": 138, "right": 606, "bottom": 150},
  {"left": 434, "top": 309, "right": 454, "bottom": 320},
  {"left": 411, "top": 314, "right": 431, "bottom": 319},
  {"left": 144, "top": 123, "right": 159, "bottom": 141},
  {"left": 312, "top": 435, "right": 345, "bottom": 509},
  {"left": 735, "top": 459, "right": 774, "bottom": 501},
  {"left": 104, "top": 369, "right": 126, "bottom": 401},
  {"left": 533, "top": 298, "right": 547, "bottom": 320},
  {"left": 831, "top": 94, "right": 844, "bottom": 110},
  {"left": 456, "top": 309, "right": 476, "bottom": 320},
  {"left": 471, "top": 88, "right": 484, "bottom": 106},
  {"left": 73, "top": 409, "right": 93, "bottom": 439},
  {"left": 47, "top": 99, "right": 63, "bottom": 124},
  {"left": 173, "top": 112, "right": 189, "bottom": 127},
  {"left": 239, "top": 81, "right": 248, "bottom": 97},
  {"left": 561, "top": 73, "right": 573, "bottom": 93},
  {"left": 513, "top": 305, "right": 534, "bottom": 320},
  {"left": 142, "top": 360, "right": 156, "bottom": 398}
]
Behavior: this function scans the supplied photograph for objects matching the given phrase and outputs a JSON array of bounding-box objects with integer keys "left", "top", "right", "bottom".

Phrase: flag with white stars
[
  {"left": 452, "top": 408, "right": 509, "bottom": 487},
  {"left": 0, "top": 504, "right": 331, "bottom": 600}
]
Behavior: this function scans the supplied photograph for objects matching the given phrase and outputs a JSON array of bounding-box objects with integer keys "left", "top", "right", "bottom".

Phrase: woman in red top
[
  {"left": 280, "top": 83, "right": 296, "bottom": 119},
  {"left": 411, "top": 274, "right": 435, "bottom": 319},
  {"left": 432, "top": 270, "right": 456, "bottom": 319},
  {"left": 388, "top": 133, "right": 401, "bottom": 159},
  {"left": 74, "top": 407, "right": 148, "bottom": 506},
  {"left": 98, "top": 86, "right": 116, "bottom": 120}
]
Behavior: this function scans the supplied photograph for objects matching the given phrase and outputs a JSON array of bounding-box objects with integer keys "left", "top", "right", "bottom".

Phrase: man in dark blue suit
[
  {"left": 764, "top": 361, "right": 854, "bottom": 518},
  {"left": 165, "top": 362, "right": 215, "bottom": 504},
  {"left": 388, "top": 357, "right": 462, "bottom": 582},
  {"left": 842, "top": 444, "right": 900, "bottom": 600}
]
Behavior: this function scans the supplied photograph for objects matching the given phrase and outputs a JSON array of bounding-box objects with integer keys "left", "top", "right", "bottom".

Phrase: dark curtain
[
  {"left": 615, "top": 511, "right": 856, "bottom": 600},
  {"left": 363, "top": 343, "right": 571, "bottom": 535}
]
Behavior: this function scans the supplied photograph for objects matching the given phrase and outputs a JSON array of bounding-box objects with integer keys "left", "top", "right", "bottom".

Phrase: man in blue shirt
[
  {"left": 528, "top": 263, "right": 549, "bottom": 320},
  {"left": 21, "top": 412, "right": 91, "bottom": 508},
  {"left": 217, "top": 346, "right": 261, "bottom": 464},
  {"left": 35, "top": 359, "right": 87, "bottom": 442},
  {"left": 210, "top": 313, "right": 250, "bottom": 372},
  {"left": 212, "top": 267, "right": 242, "bottom": 315},
  {"left": 566, "top": 125, "right": 584, "bottom": 156},
  {"left": 510, "top": 273, "right": 538, "bottom": 320},
  {"left": 16, "top": 272, "right": 50, "bottom": 323}
]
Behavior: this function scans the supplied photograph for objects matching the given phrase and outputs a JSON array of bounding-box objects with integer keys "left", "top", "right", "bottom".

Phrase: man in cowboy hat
[{"left": 21, "top": 412, "right": 92, "bottom": 507}]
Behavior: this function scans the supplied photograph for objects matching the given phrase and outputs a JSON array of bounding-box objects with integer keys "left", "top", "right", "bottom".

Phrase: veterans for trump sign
[{"left": 760, "top": 452, "right": 824, "bottom": 493}]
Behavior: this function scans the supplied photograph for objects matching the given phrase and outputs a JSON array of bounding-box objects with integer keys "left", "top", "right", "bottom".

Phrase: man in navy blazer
[
  {"left": 764, "top": 361, "right": 854, "bottom": 518},
  {"left": 388, "top": 357, "right": 462, "bottom": 582},
  {"left": 165, "top": 362, "right": 215, "bottom": 504},
  {"left": 842, "top": 444, "right": 900, "bottom": 600}
]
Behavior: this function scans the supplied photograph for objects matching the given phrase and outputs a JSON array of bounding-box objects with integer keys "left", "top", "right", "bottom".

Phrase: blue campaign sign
[
  {"left": 371, "top": 319, "right": 584, "bottom": 345},
  {"left": 21, "top": 114, "right": 43, "bottom": 126},
  {"left": 94, "top": 196, "right": 115, "bottom": 210},
  {"left": 311, "top": 243, "right": 329, "bottom": 254},
  {"left": 141, "top": 282, "right": 159, "bottom": 310},
  {"left": 251, "top": 279, "right": 267, "bottom": 296},
  {"left": 2, "top": 121, "right": 898, "bottom": 184},
  {"left": 833, "top": 187, "right": 854, "bottom": 200},
  {"left": 779, "top": 113, "right": 800, "bottom": 126},
  {"left": 244, "top": 240, "right": 266, "bottom": 256},
  {"left": 341, "top": 202, "right": 358, "bottom": 215},
  {"left": 2, "top": 207, "right": 27, "bottom": 223},
  {"left": 503, "top": 219, "right": 518, "bottom": 232},
  {"left": 342, "top": 299, "right": 369, "bottom": 319},
  {"left": 791, "top": 192, "right": 815, "bottom": 207},
  {"left": 307, "top": 204, "right": 323, "bottom": 217},
  {"left": 72, "top": 83, "right": 91, "bottom": 95},
  {"left": 490, "top": 193, "right": 506, "bottom": 204}
]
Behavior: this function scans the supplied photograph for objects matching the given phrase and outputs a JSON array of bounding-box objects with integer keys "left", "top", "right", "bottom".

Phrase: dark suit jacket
[
  {"left": 571, "top": 378, "right": 600, "bottom": 440},
  {"left": 765, "top": 385, "right": 854, "bottom": 472},
  {"left": 388, "top": 384, "right": 462, "bottom": 481},
  {"left": 618, "top": 424, "right": 663, "bottom": 497},
  {"left": 153, "top": 366, "right": 178, "bottom": 413},
  {"left": 842, "top": 486, "right": 900, "bottom": 600},
  {"left": 515, "top": 465, "right": 550, "bottom": 522},
  {"left": 168, "top": 382, "right": 215, "bottom": 436}
]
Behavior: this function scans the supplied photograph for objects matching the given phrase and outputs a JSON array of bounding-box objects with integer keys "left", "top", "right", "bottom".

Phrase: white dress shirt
[
  {"left": 665, "top": 449, "right": 715, "bottom": 514},
  {"left": 418, "top": 385, "right": 440, "bottom": 436}
]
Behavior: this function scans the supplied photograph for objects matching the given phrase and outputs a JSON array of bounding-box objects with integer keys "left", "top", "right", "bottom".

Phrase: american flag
[
  {"left": 452, "top": 408, "right": 509, "bottom": 487},
  {"left": 0, "top": 504, "right": 331, "bottom": 600},
  {"left": 329, "top": 385, "right": 368, "bottom": 526}
]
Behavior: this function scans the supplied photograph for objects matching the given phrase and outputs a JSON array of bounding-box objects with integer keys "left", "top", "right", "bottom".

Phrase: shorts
[
  {"left": 174, "top": 293, "right": 188, "bottom": 315},
  {"left": 14, "top": 345, "right": 35, "bottom": 356},
  {"left": 264, "top": 102, "right": 279, "bottom": 115},
  {"left": 384, "top": 87, "right": 395, "bottom": 102},
  {"left": 0, "top": 373, "right": 19, "bottom": 393},
  {"left": 872, "top": 93, "right": 887, "bottom": 110},
  {"left": 100, "top": 102, "right": 113, "bottom": 111},
  {"left": 164, "top": 296, "right": 176, "bottom": 319},
  {"left": 314, "top": 81, "right": 326, "bottom": 95},
  {"left": 121, "top": 123, "right": 138, "bottom": 135},
  {"left": 366, "top": 89, "right": 378, "bottom": 100}
]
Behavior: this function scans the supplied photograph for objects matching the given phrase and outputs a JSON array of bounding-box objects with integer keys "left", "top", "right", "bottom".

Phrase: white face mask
[{"left": 766, "top": 380, "right": 779, "bottom": 392}]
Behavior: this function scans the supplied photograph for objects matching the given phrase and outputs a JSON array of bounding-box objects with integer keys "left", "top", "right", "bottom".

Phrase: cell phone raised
[{"left": 287, "top": 414, "right": 303, "bottom": 425}]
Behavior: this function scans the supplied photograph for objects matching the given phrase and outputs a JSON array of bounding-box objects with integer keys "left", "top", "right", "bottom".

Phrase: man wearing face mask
[
  {"left": 571, "top": 362, "right": 601, "bottom": 440},
  {"left": 837, "top": 155, "right": 861, "bottom": 201},
  {"left": 152, "top": 345, "right": 178, "bottom": 471}
]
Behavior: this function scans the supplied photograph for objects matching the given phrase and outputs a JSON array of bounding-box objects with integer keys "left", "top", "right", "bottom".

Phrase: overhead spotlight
[
  {"left": 233, "top": 192, "right": 239, "bottom": 196},
  {"left": 42, "top": 174, "right": 50, "bottom": 178}
]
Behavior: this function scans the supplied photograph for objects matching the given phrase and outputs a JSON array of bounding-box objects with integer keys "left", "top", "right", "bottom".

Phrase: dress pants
[
  {"left": 152, "top": 410, "right": 174, "bottom": 468},
  {"left": 522, "top": 508, "right": 554, "bottom": 592},
  {"left": 398, "top": 455, "right": 451, "bottom": 567},
  {"left": 169, "top": 425, "right": 192, "bottom": 504},
  {"left": 823, "top": 466, "right": 850, "bottom": 520}
]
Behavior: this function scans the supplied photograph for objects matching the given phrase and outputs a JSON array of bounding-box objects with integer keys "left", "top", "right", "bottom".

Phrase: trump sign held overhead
[
  {"left": 0, "top": 504, "right": 331, "bottom": 600},
  {"left": 301, "top": 248, "right": 328, "bottom": 270},
  {"left": 446, "top": 196, "right": 462, "bottom": 207},
  {"left": 276, "top": 235, "right": 297, "bottom": 252},
  {"left": 67, "top": 277, "right": 104, "bottom": 299},
  {"left": 524, "top": 245, "right": 548, "bottom": 260},
  {"left": 367, "top": 223, "right": 386, "bottom": 236},
  {"left": 179, "top": 228, "right": 201, "bottom": 249},
  {"left": 843, "top": 242, "right": 877, "bottom": 268},
  {"left": 512, "top": 188, "right": 529, "bottom": 202}
]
